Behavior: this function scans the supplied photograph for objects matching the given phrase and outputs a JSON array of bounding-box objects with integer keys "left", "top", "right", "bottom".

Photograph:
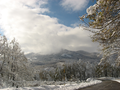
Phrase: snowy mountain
[{"left": 26, "top": 50, "right": 101, "bottom": 68}]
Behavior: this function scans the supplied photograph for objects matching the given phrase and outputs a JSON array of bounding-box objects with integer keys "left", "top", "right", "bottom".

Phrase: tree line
[{"left": 38, "top": 60, "right": 120, "bottom": 81}]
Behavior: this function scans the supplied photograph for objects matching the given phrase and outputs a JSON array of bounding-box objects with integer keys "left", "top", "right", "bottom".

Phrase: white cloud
[
  {"left": 71, "top": 22, "right": 80, "bottom": 27},
  {"left": 0, "top": 0, "right": 98, "bottom": 55},
  {"left": 60, "top": 0, "right": 89, "bottom": 11}
]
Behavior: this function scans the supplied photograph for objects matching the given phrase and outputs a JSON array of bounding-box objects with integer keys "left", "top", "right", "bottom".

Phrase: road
[{"left": 76, "top": 80, "right": 120, "bottom": 90}]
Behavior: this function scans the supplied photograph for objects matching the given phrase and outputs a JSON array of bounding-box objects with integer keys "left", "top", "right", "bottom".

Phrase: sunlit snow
[{"left": 0, "top": 79, "right": 102, "bottom": 90}]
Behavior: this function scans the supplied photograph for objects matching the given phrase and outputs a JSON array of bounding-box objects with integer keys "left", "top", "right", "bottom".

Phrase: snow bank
[
  {"left": 0, "top": 79, "right": 102, "bottom": 90},
  {"left": 98, "top": 77, "right": 120, "bottom": 83},
  {"left": 112, "top": 77, "right": 120, "bottom": 83},
  {"left": 114, "top": 79, "right": 120, "bottom": 83}
]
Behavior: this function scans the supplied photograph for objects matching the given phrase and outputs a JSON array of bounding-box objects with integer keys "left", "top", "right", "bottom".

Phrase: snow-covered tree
[
  {"left": 80, "top": 0, "right": 120, "bottom": 63},
  {"left": 0, "top": 35, "right": 33, "bottom": 87}
]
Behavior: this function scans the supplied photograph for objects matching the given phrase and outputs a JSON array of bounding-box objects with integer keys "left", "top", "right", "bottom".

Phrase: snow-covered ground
[
  {"left": 108, "top": 77, "right": 120, "bottom": 83},
  {"left": 1, "top": 77, "right": 120, "bottom": 90},
  {"left": 0, "top": 79, "right": 101, "bottom": 90},
  {"left": 98, "top": 77, "right": 120, "bottom": 83},
  {"left": 114, "top": 79, "right": 120, "bottom": 83}
]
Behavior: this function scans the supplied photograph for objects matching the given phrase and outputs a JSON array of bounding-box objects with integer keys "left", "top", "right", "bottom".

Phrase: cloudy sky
[{"left": 0, "top": 0, "right": 99, "bottom": 54}]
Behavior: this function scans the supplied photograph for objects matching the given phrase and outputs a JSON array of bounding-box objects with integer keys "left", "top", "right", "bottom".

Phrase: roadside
[{"left": 76, "top": 79, "right": 120, "bottom": 90}]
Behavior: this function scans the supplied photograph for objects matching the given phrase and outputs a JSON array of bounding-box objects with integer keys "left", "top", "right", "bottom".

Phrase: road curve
[{"left": 76, "top": 80, "right": 120, "bottom": 90}]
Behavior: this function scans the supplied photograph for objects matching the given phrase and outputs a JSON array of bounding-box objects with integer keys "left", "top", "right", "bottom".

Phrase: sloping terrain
[{"left": 26, "top": 50, "right": 101, "bottom": 68}]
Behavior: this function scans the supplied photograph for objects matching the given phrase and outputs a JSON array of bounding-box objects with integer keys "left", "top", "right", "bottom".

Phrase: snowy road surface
[{"left": 77, "top": 80, "right": 120, "bottom": 90}]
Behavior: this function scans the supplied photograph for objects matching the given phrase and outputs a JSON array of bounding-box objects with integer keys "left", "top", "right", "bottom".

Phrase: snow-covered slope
[{"left": 26, "top": 50, "right": 101, "bottom": 67}]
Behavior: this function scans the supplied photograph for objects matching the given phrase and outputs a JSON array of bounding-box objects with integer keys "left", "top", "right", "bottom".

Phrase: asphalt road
[{"left": 76, "top": 80, "right": 120, "bottom": 90}]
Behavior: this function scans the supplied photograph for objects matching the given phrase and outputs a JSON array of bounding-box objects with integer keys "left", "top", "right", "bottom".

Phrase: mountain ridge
[{"left": 26, "top": 50, "right": 101, "bottom": 68}]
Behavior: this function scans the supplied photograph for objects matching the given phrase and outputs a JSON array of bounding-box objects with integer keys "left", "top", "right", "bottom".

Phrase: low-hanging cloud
[
  {"left": 0, "top": 0, "right": 99, "bottom": 55},
  {"left": 60, "top": 0, "right": 89, "bottom": 11}
]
